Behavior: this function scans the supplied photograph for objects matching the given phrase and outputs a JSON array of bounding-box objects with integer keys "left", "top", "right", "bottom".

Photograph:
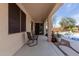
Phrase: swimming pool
[
  {"left": 60, "top": 32, "right": 79, "bottom": 42},
  {"left": 71, "top": 37, "right": 79, "bottom": 41}
]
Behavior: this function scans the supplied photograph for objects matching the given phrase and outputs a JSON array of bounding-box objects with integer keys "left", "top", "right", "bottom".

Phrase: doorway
[{"left": 35, "top": 23, "right": 44, "bottom": 35}]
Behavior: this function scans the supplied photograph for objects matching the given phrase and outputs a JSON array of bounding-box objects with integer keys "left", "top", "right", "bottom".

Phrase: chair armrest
[{"left": 32, "top": 35, "right": 38, "bottom": 40}]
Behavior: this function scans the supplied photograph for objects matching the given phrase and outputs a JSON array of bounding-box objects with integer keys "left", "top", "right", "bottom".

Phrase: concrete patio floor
[{"left": 14, "top": 35, "right": 64, "bottom": 56}]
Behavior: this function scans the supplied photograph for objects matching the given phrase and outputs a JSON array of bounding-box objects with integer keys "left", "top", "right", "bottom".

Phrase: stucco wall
[{"left": 0, "top": 3, "right": 32, "bottom": 56}]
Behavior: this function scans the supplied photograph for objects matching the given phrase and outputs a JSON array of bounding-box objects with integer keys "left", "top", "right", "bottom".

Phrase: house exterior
[{"left": 0, "top": 3, "right": 62, "bottom": 55}]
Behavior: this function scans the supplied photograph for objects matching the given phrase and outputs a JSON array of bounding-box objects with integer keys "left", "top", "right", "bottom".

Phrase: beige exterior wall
[{"left": 0, "top": 3, "right": 32, "bottom": 55}]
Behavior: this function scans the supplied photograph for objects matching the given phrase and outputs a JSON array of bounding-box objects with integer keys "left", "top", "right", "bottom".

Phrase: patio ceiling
[{"left": 22, "top": 3, "right": 56, "bottom": 22}]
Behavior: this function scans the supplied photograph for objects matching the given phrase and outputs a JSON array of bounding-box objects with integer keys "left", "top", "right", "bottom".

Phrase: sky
[{"left": 52, "top": 3, "right": 79, "bottom": 28}]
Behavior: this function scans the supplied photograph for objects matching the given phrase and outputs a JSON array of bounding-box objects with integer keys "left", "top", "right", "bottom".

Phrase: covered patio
[
  {"left": 0, "top": 3, "right": 79, "bottom": 56},
  {"left": 14, "top": 35, "right": 64, "bottom": 56},
  {"left": 0, "top": 3, "right": 62, "bottom": 56},
  {"left": 14, "top": 35, "right": 79, "bottom": 56}
]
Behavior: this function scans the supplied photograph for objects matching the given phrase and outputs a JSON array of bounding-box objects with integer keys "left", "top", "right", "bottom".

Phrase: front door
[{"left": 35, "top": 23, "right": 44, "bottom": 35}]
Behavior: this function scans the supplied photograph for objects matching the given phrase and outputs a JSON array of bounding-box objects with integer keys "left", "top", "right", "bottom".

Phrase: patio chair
[
  {"left": 51, "top": 31, "right": 58, "bottom": 43},
  {"left": 26, "top": 32, "right": 38, "bottom": 47},
  {"left": 58, "top": 39, "right": 70, "bottom": 47}
]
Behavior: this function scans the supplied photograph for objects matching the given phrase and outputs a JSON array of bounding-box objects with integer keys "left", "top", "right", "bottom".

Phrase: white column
[
  {"left": 47, "top": 17, "right": 52, "bottom": 42},
  {"left": 47, "top": 3, "right": 62, "bottom": 42},
  {"left": 44, "top": 19, "right": 47, "bottom": 35}
]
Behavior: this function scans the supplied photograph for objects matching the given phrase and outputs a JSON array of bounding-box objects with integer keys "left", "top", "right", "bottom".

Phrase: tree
[{"left": 60, "top": 17, "right": 76, "bottom": 32}]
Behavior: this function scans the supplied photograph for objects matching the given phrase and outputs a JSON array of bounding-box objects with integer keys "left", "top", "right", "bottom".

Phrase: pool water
[
  {"left": 71, "top": 37, "right": 79, "bottom": 41},
  {"left": 60, "top": 32, "right": 79, "bottom": 41}
]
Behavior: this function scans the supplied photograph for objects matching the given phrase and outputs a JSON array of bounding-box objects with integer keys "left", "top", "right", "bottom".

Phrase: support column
[
  {"left": 44, "top": 19, "right": 47, "bottom": 35},
  {"left": 47, "top": 3, "right": 62, "bottom": 42},
  {"left": 47, "top": 17, "right": 52, "bottom": 42}
]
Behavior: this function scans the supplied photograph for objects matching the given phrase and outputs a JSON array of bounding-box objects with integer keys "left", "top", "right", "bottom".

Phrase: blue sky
[{"left": 52, "top": 3, "right": 79, "bottom": 27}]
